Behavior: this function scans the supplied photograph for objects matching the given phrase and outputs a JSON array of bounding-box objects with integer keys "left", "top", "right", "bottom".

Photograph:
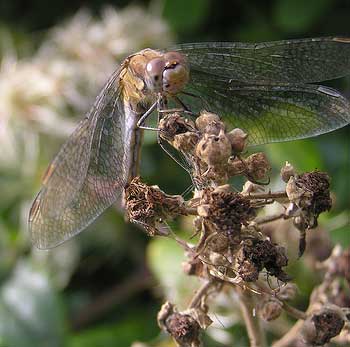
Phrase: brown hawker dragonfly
[{"left": 29, "top": 37, "right": 350, "bottom": 249}]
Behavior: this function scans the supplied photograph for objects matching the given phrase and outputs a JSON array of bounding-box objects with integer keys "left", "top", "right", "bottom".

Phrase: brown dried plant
[{"left": 125, "top": 111, "right": 349, "bottom": 347}]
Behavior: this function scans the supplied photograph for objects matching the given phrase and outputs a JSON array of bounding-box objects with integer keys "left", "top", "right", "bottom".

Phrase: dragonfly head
[{"left": 145, "top": 51, "right": 189, "bottom": 95}]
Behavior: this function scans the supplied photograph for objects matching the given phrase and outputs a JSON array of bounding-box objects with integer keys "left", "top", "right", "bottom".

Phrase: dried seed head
[
  {"left": 235, "top": 239, "right": 289, "bottom": 282},
  {"left": 198, "top": 187, "right": 254, "bottom": 241},
  {"left": 245, "top": 152, "right": 271, "bottom": 181},
  {"left": 195, "top": 110, "right": 225, "bottom": 135},
  {"left": 280, "top": 161, "right": 296, "bottom": 182},
  {"left": 286, "top": 171, "right": 332, "bottom": 228},
  {"left": 301, "top": 307, "right": 345, "bottom": 346},
  {"left": 258, "top": 296, "right": 283, "bottom": 321},
  {"left": 125, "top": 177, "right": 185, "bottom": 235},
  {"left": 195, "top": 130, "right": 232, "bottom": 168},
  {"left": 165, "top": 312, "right": 201, "bottom": 347},
  {"left": 159, "top": 113, "right": 197, "bottom": 143},
  {"left": 227, "top": 128, "right": 248, "bottom": 153}
]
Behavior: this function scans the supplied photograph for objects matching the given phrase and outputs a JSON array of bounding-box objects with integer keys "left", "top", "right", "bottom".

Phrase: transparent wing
[
  {"left": 173, "top": 37, "right": 350, "bottom": 84},
  {"left": 29, "top": 68, "right": 136, "bottom": 249},
  {"left": 181, "top": 70, "right": 350, "bottom": 145}
]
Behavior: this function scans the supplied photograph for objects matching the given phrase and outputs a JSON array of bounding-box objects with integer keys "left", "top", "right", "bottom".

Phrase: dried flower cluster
[{"left": 125, "top": 111, "right": 349, "bottom": 347}]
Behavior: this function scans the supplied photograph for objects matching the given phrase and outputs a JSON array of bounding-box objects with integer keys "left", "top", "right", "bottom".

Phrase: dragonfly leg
[{"left": 137, "top": 100, "right": 160, "bottom": 131}]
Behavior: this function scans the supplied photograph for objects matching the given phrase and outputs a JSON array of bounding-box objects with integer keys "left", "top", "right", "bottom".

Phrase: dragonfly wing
[
  {"left": 182, "top": 71, "right": 350, "bottom": 145},
  {"left": 173, "top": 37, "right": 350, "bottom": 83},
  {"left": 29, "top": 68, "right": 138, "bottom": 249}
]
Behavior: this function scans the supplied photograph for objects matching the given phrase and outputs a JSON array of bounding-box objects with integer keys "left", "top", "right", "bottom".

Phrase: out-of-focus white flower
[
  {"left": 0, "top": 5, "right": 173, "bottom": 172},
  {"left": 38, "top": 6, "right": 173, "bottom": 97}
]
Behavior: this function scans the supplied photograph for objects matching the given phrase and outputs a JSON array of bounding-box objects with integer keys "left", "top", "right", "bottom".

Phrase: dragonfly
[{"left": 29, "top": 37, "right": 350, "bottom": 249}]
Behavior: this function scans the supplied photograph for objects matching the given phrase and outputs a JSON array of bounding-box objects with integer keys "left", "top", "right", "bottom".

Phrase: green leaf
[
  {"left": 274, "top": 0, "right": 332, "bottom": 32},
  {"left": 0, "top": 261, "right": 66, "bottom": 347},
  {"left": 163, "top": 0, "right": 210, "bottom": 33}
]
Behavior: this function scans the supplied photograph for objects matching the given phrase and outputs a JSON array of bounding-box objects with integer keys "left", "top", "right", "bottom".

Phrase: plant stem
[
  {"left": 188, "top": 280, "right": 214, "bottom": 309},
  {"left": 237, "top": 288, "right": 267, "bottom": 347},
  {"left": 245, "top": 191, "right": 288, "bottom": 200},
  {"left": 255, "top": 212, "right": 286, "bottom": 225},
  {"left": 282, "top": 301, "right": 307, "bottom": 320}
]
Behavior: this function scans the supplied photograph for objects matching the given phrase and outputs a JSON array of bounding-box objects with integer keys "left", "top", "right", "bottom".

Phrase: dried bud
[
  {"left": 159, "top": 113, "right": 196, "bottom": 143},
  {"left": 227, "top": 128, "right": 248, "bottom": 153},
  {"left": 182, "top": 257, "right": 204, "bottom": 277},
  {"left": 235, "top": 239, "right": 290, "bottom": 282},
  {"left": 195, "top": 130, "right": 232, "bottom": 168},
  {"left": 276, "top": 283, "right": 298, "bottom": 301},
  {"left": 198, "top": 188, "right": 254, "bottom": 241},
  {"left": 227, "top": 157, "right": 246, "bottom": 176},
  {"left": 173, "top": 131, "right": 199, "bottom": 153},
  {"left": 125, "top": 177, "right": 185, "bottom": 235},
  {"left": 209, "top": 251, "right": 230, "bottom": 267},
  {"left": 301, "top": 307, "right": 345, "bottom": 346},
  {"left": 286, "top": 171, "right": 332, "bottom": 228},
  {"left": 195, "top": 110, "right": 224, "bottom": 135},
  {"left": 245, "top": 152, "right": 271, "bottom": 181},
  {"left": 280, "top": 161, "right": 296, "bottom": 182},
  {"left": 158, "top": 302, "right": 175, "bottom": 329},
  {"left": 241, "top": 181, "right": 264, "bottom": 195},
  {"left": 187, "top": 308, "right": 213, "bottom": 330},
  {"left": 208, "top": 234, "right": 230, "bottom": 253},
  {"left": 258, "top": 296, "right": 283, "bottom": 321}
]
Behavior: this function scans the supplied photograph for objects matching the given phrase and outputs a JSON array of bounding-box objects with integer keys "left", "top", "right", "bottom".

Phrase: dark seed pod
[
  {"left": 286, "top": 171, "right": 332, "bottom": 228},
  {"left": 198, "top": 187, "right": 254, "bottom": 242},
  {"left": 235, "top": 238, "right": 290, "bottom": 282},
  {"left": 301, "top": 307, "right": 345, "bottom": 346}
]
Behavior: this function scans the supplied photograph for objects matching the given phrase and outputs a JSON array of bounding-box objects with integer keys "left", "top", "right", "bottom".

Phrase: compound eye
[
  {"left": 164, "top": 51, "right": 188, "bottom": 68},
  {"left": 146, "top": 58, "right": 165, "bottom": 83}
]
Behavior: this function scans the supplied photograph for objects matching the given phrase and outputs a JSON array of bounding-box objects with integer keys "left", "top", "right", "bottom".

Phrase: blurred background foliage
[{"left": 0, "top": 0, "right": 349, "bottom": 346}]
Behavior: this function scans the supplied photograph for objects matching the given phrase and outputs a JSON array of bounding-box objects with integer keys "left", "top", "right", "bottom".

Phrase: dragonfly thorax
[{"left": 145, "top": 51, "right": 189, "bottom": 95}]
